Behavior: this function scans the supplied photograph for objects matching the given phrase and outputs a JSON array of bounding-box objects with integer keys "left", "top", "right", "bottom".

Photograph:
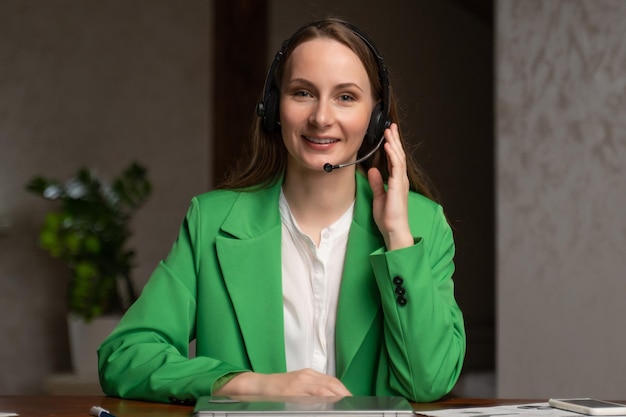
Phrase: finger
[
  {"left": 384, "top": 123, "right": 404, "bottom": 156},
  {"left": 327, "top": 379, "right": 352, "bottom": 396},
  {"left": 367, "top": 167, "right": 385, "bottom": 198},
  {"left": 310, "top": 376, "right": 351, "bottom": 396},
  {"left": 383, "top": 128, "right": 406, "bottom": 172},
  {"left": 294, "top": 369, "right": 348, "bottom": 394}
]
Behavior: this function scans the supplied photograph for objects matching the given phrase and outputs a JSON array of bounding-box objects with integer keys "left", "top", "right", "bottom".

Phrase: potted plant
[{"left": 26, "top": 162, "right": 151, "bottom": 375}]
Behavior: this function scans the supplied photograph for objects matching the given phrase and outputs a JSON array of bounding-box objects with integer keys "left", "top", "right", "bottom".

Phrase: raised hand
[{"left": 367, "top": 123, "right": 413, "bottom": 251}]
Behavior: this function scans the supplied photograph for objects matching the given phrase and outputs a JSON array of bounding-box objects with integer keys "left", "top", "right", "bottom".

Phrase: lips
[{"left": 304, "top": 136, "right": 339, "bottom": 144}]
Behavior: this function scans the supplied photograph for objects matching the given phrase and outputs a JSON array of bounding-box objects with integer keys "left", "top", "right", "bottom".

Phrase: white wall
[
  {"left": 0, "top": 0, "right": 211, "bottom": 394},
  {"left": 497, "top": 0, "right": 626, "bottom": 398}
]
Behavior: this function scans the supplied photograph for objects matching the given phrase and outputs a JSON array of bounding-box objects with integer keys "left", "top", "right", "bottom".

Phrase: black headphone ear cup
[
  {"left": 261, "top": 89, "right": 280, "bottom": 132},
  {"left": 366, "top": 103, "right": 387, "bottom": 145}
]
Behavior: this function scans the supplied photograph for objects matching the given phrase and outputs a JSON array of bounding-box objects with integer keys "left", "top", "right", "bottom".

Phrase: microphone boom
[{"left": 323, "top": 133, "right": 385, "bottom": 172}]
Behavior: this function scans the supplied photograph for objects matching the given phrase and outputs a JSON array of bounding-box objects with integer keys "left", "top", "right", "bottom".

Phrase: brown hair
[{"left": 217, "top": 18, "right": 436, "bottom": 201}]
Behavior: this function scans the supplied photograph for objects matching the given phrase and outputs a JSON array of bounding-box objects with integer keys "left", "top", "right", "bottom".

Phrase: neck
[{"left": 282, "top": 165, "right": 356, "bottom": 243}]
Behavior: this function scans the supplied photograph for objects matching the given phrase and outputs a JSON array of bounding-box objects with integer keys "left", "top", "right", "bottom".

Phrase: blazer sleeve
[
  {"left": 97, "top": 198, "right": 248, "bottom": 403},
  {"left": 369, "top": 200, "right": 466, "bottom": 402}
]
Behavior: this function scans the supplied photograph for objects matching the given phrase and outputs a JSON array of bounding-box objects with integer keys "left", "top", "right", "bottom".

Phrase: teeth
[{"left": 305, "top": 136, "right": 338, "bottom": 144}]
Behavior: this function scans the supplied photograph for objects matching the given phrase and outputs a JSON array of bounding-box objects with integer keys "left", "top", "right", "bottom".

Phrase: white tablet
[{"left": 549, "top": 398, "right": 626, "bottom": 416}]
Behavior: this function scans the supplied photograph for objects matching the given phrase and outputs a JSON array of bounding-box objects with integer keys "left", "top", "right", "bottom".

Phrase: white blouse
[{"left": 279, "top": 189, "right": 354, "bottom": 377}]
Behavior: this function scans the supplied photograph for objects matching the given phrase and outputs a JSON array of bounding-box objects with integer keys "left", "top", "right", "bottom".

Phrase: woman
[{"left": 98, "top": 18, "right": 465, "bottom": 404}]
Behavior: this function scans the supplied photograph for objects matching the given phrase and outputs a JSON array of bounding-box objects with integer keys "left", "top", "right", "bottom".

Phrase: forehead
[{"left": 283, "top": 38, "right": 371, "bottom": 87}]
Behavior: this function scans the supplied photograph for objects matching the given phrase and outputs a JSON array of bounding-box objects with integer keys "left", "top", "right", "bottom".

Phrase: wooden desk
[
  {"left": 0, "top": 396, "right": 192, "bottom": 417},
  {"left": 0, "top": 396, "right": 539, "bottom": 417}
]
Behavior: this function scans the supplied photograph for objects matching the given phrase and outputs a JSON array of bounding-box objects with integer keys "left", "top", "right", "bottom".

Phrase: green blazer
[{"left": 98, "top": 173, "right": 465, "bottom": 403}]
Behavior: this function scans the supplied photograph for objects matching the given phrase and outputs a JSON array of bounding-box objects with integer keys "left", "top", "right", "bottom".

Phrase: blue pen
[{"left": 89, "top": 406, "right": 118, "bottom": 417}]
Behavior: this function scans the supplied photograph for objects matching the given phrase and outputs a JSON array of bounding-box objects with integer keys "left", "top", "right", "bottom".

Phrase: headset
[{"left": 256, "top": 20, "right": 391, "bottom": 151}]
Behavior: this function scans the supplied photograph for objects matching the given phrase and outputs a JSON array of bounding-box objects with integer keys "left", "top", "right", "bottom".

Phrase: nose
[{"left": 308, "top": 98, "right": 334, "bottom": 128}]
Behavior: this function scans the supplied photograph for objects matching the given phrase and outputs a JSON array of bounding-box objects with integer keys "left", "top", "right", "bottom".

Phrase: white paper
[{"left": 417, "top": 402, "right": 581, "bottom": 417}]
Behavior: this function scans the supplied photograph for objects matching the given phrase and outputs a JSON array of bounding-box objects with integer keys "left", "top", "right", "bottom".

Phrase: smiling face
[{"left": 279, "top": 37, "right": 376, "bottom": 174}]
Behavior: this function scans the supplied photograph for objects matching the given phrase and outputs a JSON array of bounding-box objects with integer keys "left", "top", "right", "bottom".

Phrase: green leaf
[
  {"left": 26, "top": 176, "right": 53, "bottom": 195},
  {"left": 74, "top": 261, "right": 97, "bottom": 280},
  {"left": 39, "top": 230, "right": 61, "bottom": 256},
  {"left": 63, "top": 232, "right": 82, "bottom": 255},
  {"left": 84, "top": 235, "right": 101, "bottom": 254}
]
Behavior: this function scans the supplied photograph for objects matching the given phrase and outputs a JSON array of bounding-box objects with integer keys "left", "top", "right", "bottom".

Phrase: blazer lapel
[
  {"left": 216, "top": 182, "right": 287, "bottom": 374},
  {"left": 214, "top": 174, "right": 382, "bottom": 378},
  {"left": 335, "top": 173, "right": 385, "bottom": 379}
]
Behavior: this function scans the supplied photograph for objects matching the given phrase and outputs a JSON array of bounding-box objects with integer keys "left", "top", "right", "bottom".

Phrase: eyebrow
[{"left": 286, "top": 78, "right": 365, "bottom": 93}]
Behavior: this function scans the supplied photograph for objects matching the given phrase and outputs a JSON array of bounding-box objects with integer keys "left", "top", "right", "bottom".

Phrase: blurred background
[{"left": 1, "top": 0, "right": 624, "bottom": 399}]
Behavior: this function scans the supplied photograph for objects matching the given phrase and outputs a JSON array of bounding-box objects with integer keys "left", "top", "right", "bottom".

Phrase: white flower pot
[{"left": 67, "top": 315, "right": 120, "bottom": 377}]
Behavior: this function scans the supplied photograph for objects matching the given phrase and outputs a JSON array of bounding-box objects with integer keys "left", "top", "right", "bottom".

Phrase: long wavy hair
[{"left": 217, "top": 18, "right": 436, "bottom": 201}]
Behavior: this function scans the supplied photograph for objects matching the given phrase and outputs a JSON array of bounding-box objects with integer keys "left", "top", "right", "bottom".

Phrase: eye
[
  {"left": 339, "top": 94, "right": 355, "bottom": 102},
  {"left": 293, "top": 90, "right": 313, "bottom": 98}
]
